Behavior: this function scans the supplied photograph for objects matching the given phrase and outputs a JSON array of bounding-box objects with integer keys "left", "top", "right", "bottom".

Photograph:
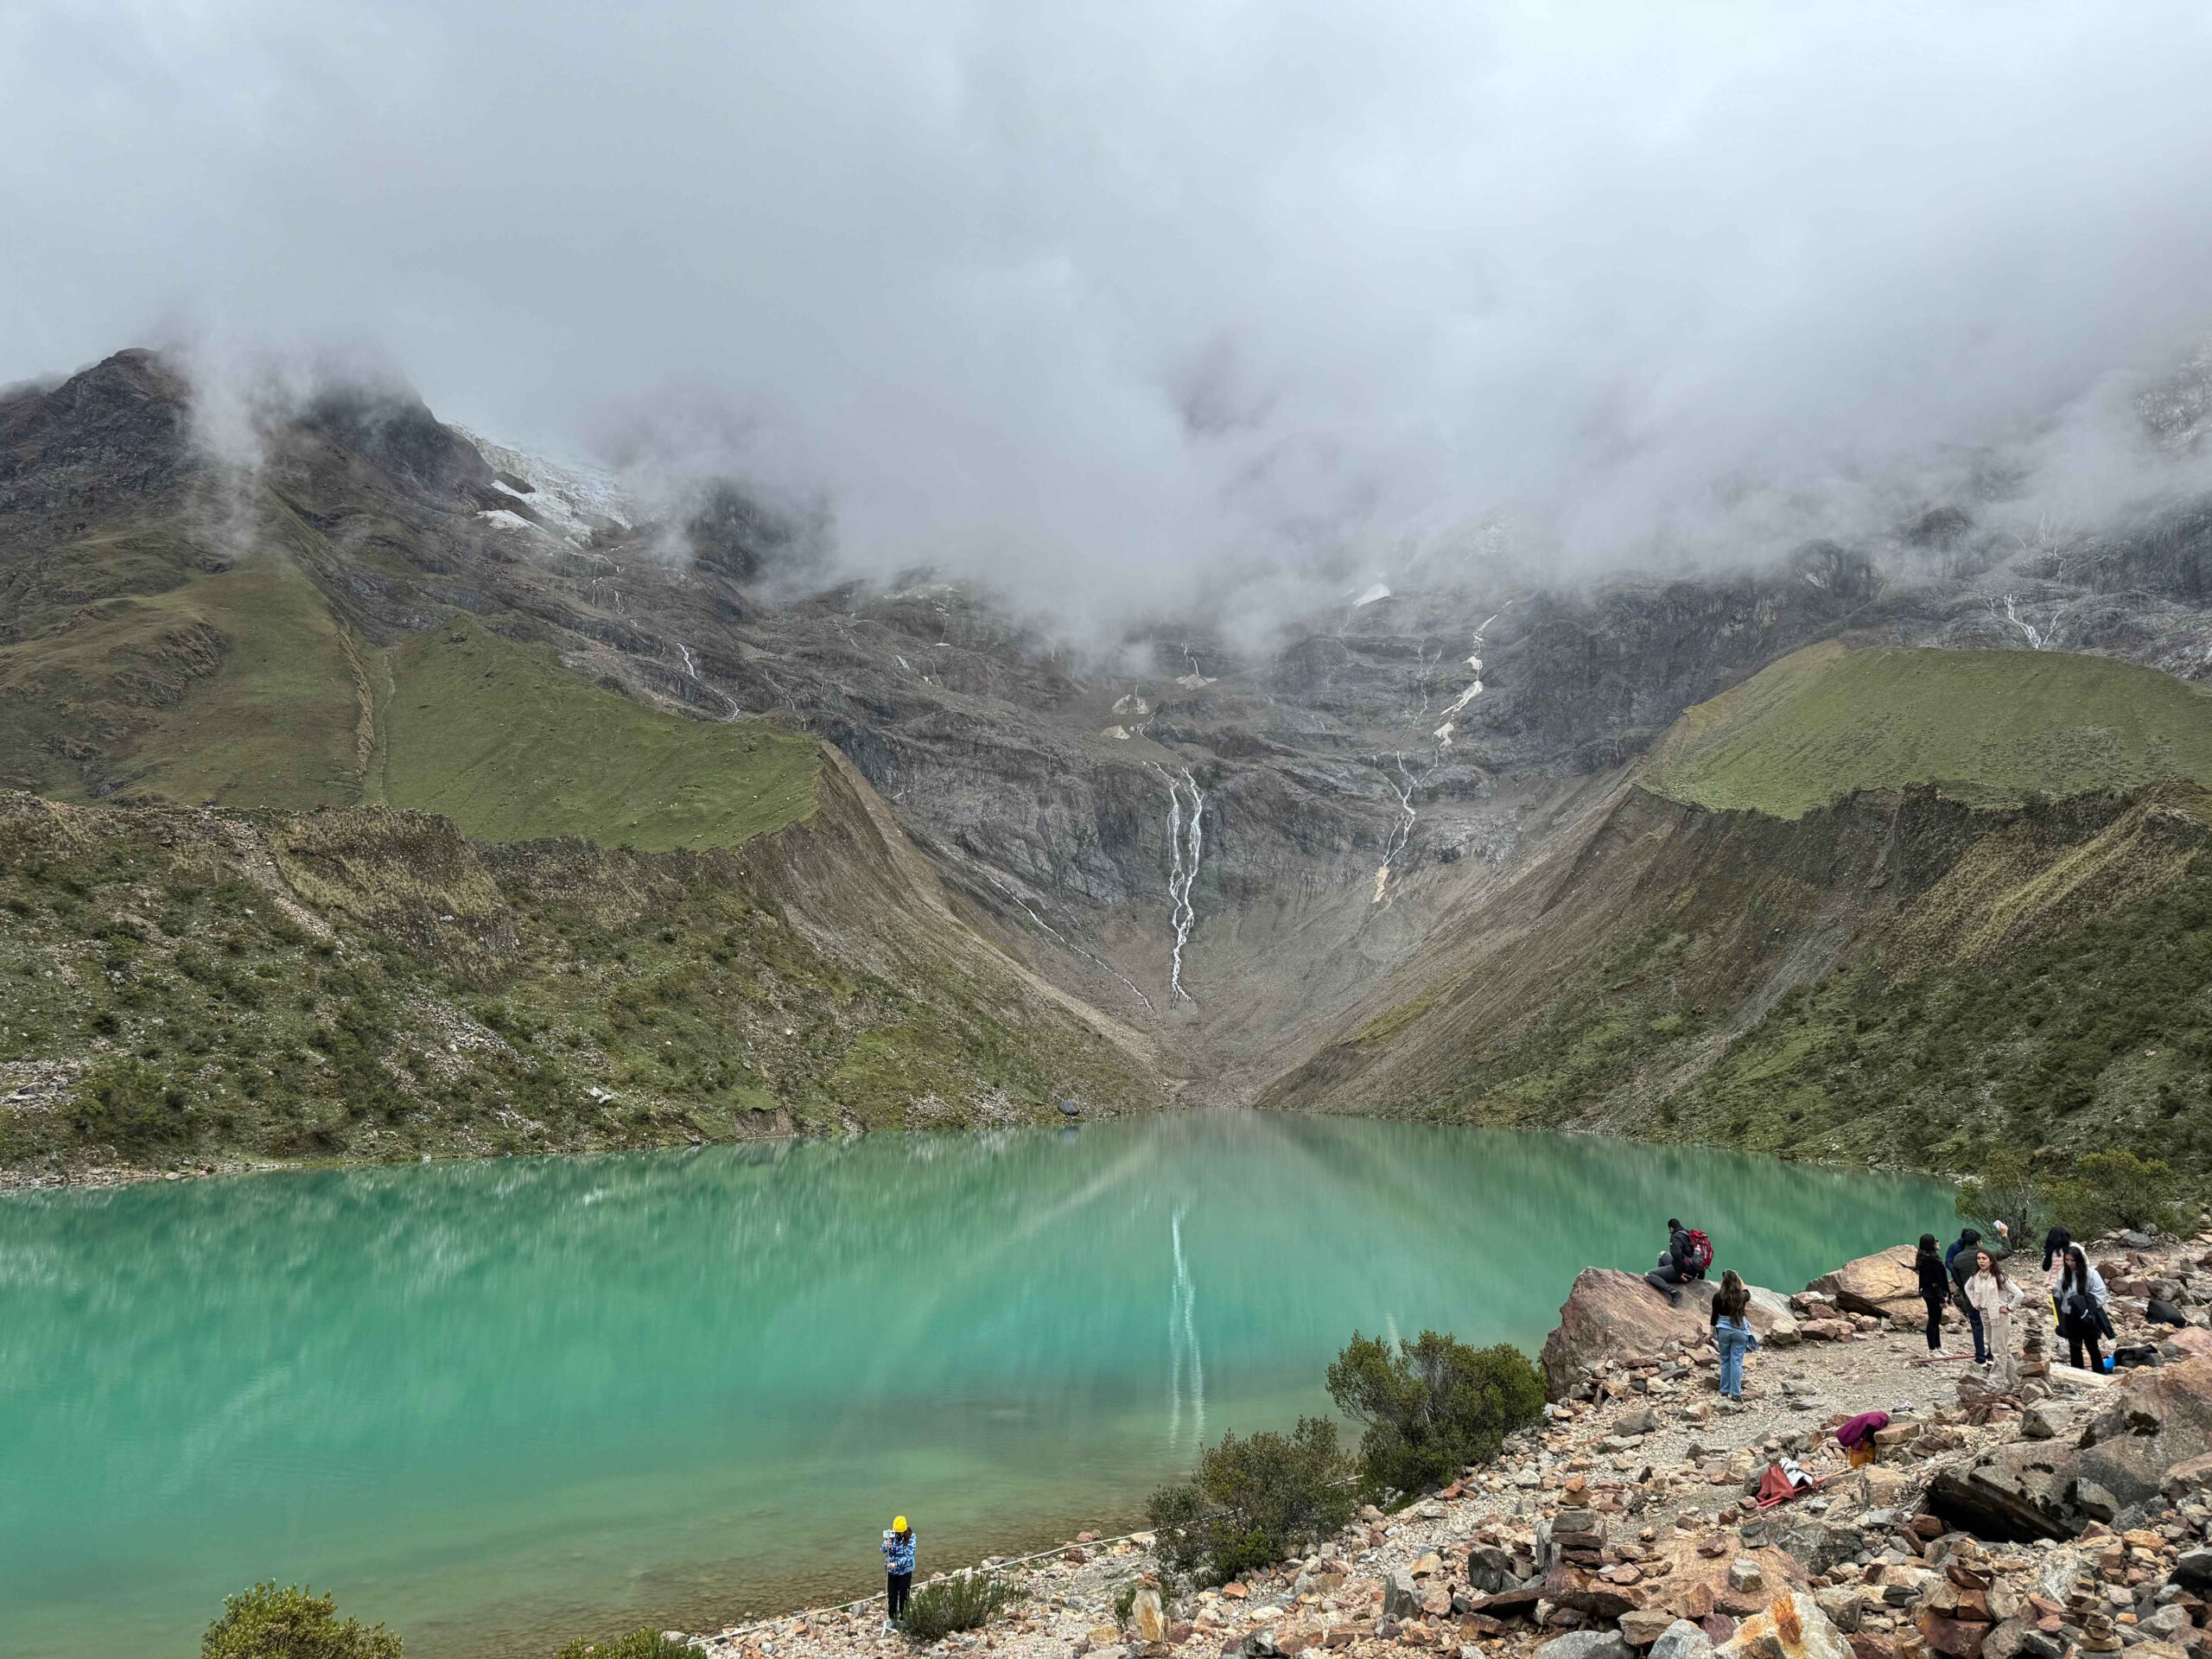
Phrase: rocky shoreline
[{"left": 684, "top": 1230, "right": 2212, "bottom": 1659}]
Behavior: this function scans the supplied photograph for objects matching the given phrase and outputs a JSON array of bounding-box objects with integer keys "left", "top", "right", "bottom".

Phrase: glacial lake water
[{"left": 0, "top": 1112, "right": 1949, "bottom": 1658}]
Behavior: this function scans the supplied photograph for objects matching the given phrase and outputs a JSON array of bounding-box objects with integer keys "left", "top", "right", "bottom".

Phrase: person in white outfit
[{"left": 1966, "top": 1247, "right": 2024, "bottom": 1391}]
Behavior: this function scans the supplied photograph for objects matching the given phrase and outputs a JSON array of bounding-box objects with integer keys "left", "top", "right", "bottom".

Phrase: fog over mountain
[{"left": 8, "top": 1, "right": 2212, "bottom": 623}]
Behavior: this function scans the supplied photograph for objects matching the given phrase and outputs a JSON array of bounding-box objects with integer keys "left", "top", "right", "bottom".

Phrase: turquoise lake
[{"left": 0, "top": 1112, "right": 1949, "bottom": 1657}]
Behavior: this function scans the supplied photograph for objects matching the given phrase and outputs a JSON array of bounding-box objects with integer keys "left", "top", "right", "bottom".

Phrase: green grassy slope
[
  {"left": 0, "top": 792, "right": 1149, "bottom": 1174},
  {"left": 3, "top": 541, "right": 822, "bottom": 849},
  {"left": 376, "top": 627, "right": 819, "bottom": 850},
  {"left": 1275, "top": 785, "right": 2212, "bottom": 1179},
  {"left": 1272, "top": 637, "right": 2212, "bottom": 1182},
  {"left": 126, "top": 557, "right": 371, "bottom": 809},
  {"left": 1647, "top": 642, "right": 2212, "bottom": 818}
]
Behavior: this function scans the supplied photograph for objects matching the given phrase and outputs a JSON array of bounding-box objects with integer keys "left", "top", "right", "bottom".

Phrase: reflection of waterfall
[{"left": 1166, "top": 1207, "right": 1205, "bottom": 1446}]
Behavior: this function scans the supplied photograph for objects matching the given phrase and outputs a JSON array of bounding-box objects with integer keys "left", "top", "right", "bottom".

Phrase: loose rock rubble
[{"left": 688, "top": 1231, "right": 2212, "bottom": 1659}]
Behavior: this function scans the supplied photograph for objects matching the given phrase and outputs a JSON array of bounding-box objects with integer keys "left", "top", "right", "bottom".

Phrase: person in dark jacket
[
  {"left": 1645, "top": 1218, "right": 1705, "bottom": 1306},
  {"left": 1915, "top": 1233, "right": 1950, "bottom": 1355},
  {"left": 2055, "top": 1245, "right": 2112, "bottom": 1373},
  {"left": 1946, "top": 1228, "right": 1990, "bottom": 1363},
  {"left": 2042, "top": 1226, "right": 2073, "bottom": 1274}
]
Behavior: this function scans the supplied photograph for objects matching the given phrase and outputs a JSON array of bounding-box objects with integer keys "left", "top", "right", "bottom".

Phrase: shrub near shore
[{"left": 1148, "top": 1332, "right": 1546, "bottom": 1586}]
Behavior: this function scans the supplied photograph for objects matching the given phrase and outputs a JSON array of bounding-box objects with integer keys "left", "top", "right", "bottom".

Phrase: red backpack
[{"left": 1685, "top": 1229, "right": 1714, "bottom": 1273}]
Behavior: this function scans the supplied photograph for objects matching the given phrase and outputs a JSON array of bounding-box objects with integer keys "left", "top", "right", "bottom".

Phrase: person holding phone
[{"left": 882, "top": 1516, "right": 917, "bottom": 1630}]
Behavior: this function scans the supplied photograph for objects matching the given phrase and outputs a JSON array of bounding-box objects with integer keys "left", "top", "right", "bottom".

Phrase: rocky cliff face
[{"left": 8, "top": 346, "right": 2212, "bottom": 1154}]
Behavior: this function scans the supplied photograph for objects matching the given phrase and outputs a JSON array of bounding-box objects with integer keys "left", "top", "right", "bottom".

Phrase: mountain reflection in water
[{"left": 0, "top": 1111, "right": 1947, "bottom": 1659}]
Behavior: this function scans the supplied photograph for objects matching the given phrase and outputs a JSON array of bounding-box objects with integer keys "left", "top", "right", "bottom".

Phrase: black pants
[
  {"left": 887, "top": 1572, "right": 912, "bottom": 1622},
  {"left": 2067, "top": 1325, "right": 2105, "bottom": 1373},
  {"left": 1923, "top": 1294, "right": 1946, "bottom": 1352}
]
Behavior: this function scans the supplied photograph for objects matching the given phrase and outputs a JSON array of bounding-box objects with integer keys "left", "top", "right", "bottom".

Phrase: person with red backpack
[{"left": 1646, "top": 1217, "right": 1713, "bottom": 1305}]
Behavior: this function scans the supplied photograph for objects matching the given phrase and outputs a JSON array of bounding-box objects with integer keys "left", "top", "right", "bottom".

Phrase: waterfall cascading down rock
[{"left": 1147, "top": 762, "right": 1206, "bottom": 1003}]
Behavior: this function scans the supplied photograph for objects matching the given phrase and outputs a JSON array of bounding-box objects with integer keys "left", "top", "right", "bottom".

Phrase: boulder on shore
[
  {"left": 1542, "top": 1268, "right": 1800, "bottom": 1395},
  {"left": 1808, "top": 1247, "right": 1925, "bottom": 1320},
  {"left": 1541, "top": 1268, "right": 1713, "bottom": 1398}
]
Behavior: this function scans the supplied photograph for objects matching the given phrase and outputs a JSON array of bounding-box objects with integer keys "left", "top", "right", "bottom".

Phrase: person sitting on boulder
[
  {"left": 1645, "top": 1217, "right": 1711, "bottom": 1306},
  {"left": 1915, "top": 1233, "right": 1950, "bottom": 1357},
  {"left": 1710, "top": 1268, "right": 1758, "bottom": 1403}
]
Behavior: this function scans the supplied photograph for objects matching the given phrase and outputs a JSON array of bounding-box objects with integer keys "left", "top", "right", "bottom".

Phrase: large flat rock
[
  {"left": 1808, "top": 1247, "right": 1924, "bottom": 1319},
  {"left": 1542, "top": 1268, "right": 1804, "bottom": 1396}
]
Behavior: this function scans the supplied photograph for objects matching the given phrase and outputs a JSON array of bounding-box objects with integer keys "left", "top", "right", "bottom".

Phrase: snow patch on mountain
[{"left": 454, "top": 425, "right": 633, "bottom": 546}]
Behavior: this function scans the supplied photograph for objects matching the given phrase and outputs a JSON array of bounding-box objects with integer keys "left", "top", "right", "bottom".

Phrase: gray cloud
[{"left": 7, "top": 0, "right": 2212, "bottom": 621}]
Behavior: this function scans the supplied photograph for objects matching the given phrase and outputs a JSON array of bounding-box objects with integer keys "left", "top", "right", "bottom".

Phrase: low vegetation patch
[
  {"left": 1961, "top": 1147, "right": 2195, "bottom": 1242},
  {"left": 1148, "top": 1416, "right": 1356, "bottom": 1586},
  {"left": 553, "top": 1630, "right": 696, "bottom": 1659},
  {"left": 1326, "top": 1330, "right": 1547, "bottom": 1498},
  {"left": 1647, "top": 642, "right": 2212, "bottom": 819},
  {"left": 201, "top": 1583, "right": 401, "bottom": 1659},
  {"left": 898, "top": 1572, "right": 1024, "bottom": 1644}
]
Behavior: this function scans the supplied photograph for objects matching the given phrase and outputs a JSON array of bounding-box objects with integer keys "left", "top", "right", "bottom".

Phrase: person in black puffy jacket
[
  {"left": 1645, "top": 1218, "right": 1703, "bottom": 1306},
  {"left": 1915, "top": 1233, "right": 1950, "bottom": 1355}
]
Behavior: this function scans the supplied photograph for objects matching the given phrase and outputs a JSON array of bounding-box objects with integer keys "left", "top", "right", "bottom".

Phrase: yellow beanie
[{"left": 893, "top": 1516, "right": 908, "bottom": 1532}]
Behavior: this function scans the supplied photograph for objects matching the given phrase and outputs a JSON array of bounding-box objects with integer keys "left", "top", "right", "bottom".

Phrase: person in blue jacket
[{"left": 882, "top": 1516, "right": 917, "bottom": 1630}]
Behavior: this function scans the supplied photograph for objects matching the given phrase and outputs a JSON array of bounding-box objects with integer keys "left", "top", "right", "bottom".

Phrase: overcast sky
[{"left": 7, "top": 1, "right": 2212, "bottom": 618}]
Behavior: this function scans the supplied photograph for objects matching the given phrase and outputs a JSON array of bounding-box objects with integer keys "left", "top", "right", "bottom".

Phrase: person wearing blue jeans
[{"left": 1710, "top": 1269, "right": 1759, "bottom": 1402}]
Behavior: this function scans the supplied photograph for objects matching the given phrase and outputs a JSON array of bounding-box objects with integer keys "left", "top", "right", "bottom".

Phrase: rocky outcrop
[
  {"left": 1542, "top": 1268, "right": 1716, "bottom": 1398},
  {"left": 1542, "top": 1268, "right": 1808, "bottom": 1397},
  {"left": 1808, "top": 1249, "right": 1925, "bottom": 1321},
  {"left": 1716, "top": 1593, "right": 1854, "bottom": 1659},
  {"left": 1926, "top": 1354, "right": 2212, "bottom": 1540}
]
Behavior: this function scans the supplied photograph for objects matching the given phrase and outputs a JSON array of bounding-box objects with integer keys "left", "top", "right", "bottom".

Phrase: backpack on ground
[{"left": 1684, "top": 1229, "right": 1714, "bottom": 1273}]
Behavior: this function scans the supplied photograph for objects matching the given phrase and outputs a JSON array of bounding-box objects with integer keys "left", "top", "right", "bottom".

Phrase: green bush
[
  {"left": 1110, "top": 1580, "right": 1140, "bottom": 1631},
  {"left": 2044, "top": 1150, "right": 2193, "bottom": 1238},
  {"left": 72, "top": 1058, "right": 194, "bottom": 1155},
  {"left": 552, "top": 1630, "right": 695, "bottom": 1659},
  {"left": 1325, "top": 1330, "right": 1546, "bottom": 1497},
  {"left": 899, "top": 1572, "right": 1023, "bottom": 1643},
  {"left": 1954, "top": 1148, "right": 2050, "bottom": 1248},
  {"left": 1147, "top": 1416, "right": 1356, "bottom": 1586},
  {"left": 202, "top": 1583, "right": 402, "bottom": 1659}
]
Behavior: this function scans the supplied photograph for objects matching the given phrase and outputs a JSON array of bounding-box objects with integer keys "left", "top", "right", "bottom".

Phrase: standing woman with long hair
[
  {"left": 1966, "top": 1248, "right": 2024, "bottom": 1390},
  {"left": 1710, "top": 1268, "right": 1758, "bottom": 1404},
  {"left": 1915, "top": 1234, "right": 1949, "bottom": 1357},
  {"left": 2056, "top": 1244, "right": 2111, "bottom": 1373}
]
